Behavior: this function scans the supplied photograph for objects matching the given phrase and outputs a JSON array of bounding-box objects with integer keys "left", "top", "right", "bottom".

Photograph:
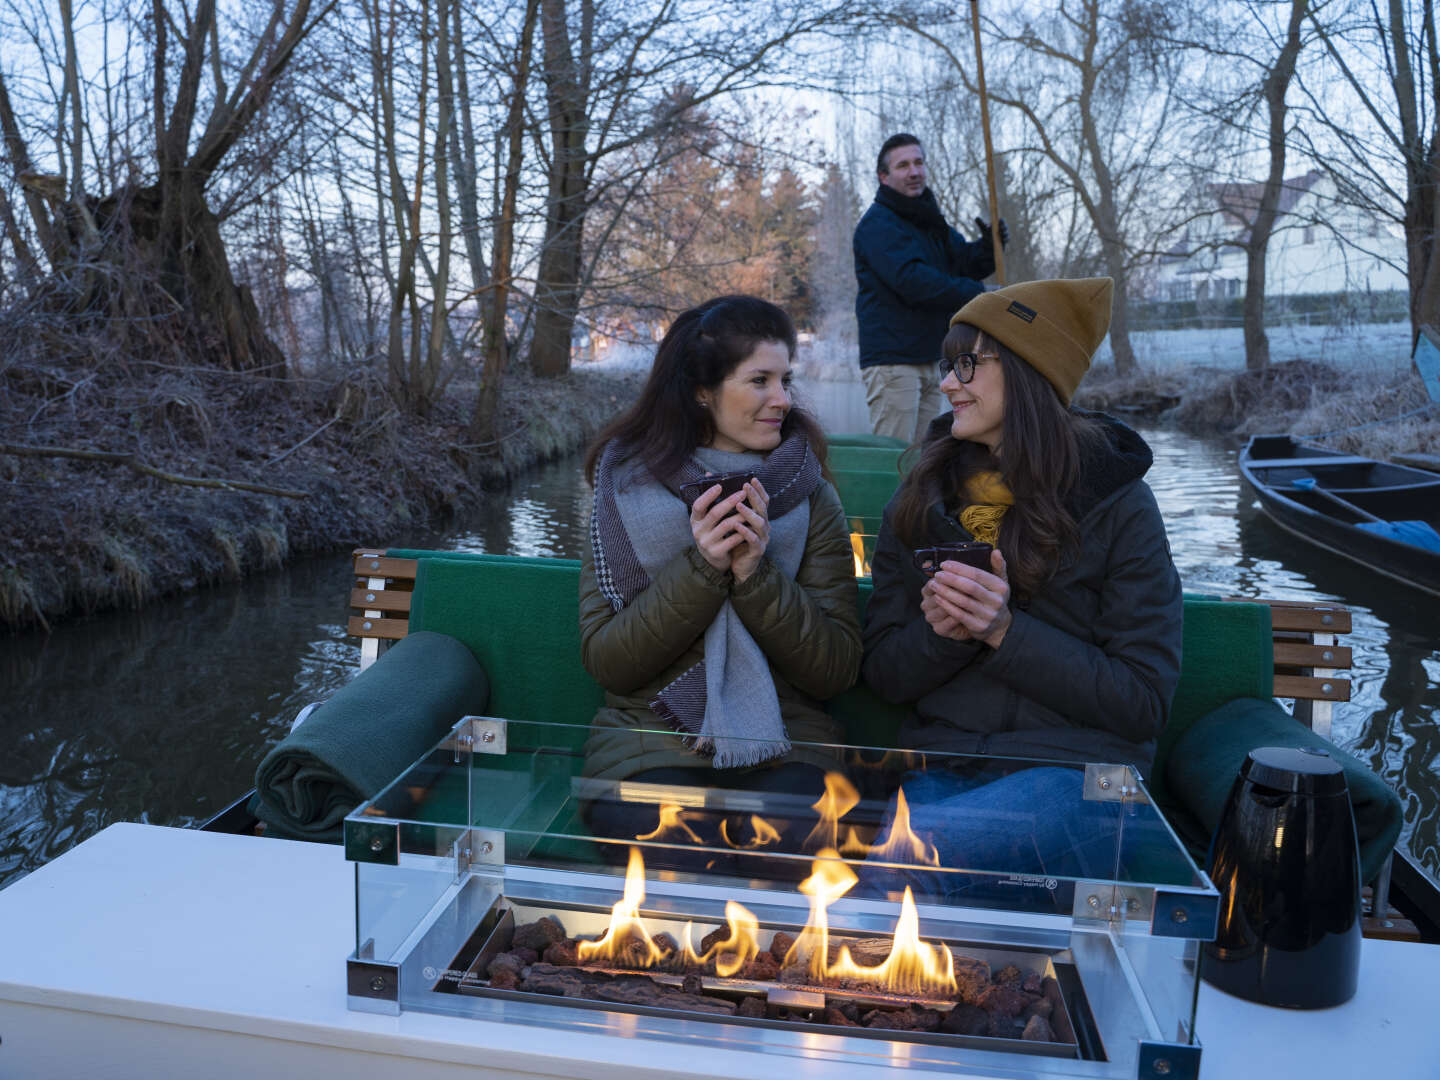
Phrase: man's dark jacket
[
  {"left": 860, "top": 413, "right": 1183, "bottom": 775},
  {"left": 853, "top": 186, "right": 996, "bottom": 370}
]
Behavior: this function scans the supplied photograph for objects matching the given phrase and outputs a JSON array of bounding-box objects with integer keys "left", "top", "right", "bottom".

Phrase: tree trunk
[
  {"left": 471, "top": 0, "right": 541, "bottom": 446},
  {"left": 530, "top": 0, "right": 590, "bottom": 378},
  {"left": 1240, "top": 0, "right": 1308, "bottom": 372},
  {"left": 448, "top": 0, "right": 490, "bottom": 299},
  {"left": 1076, "top": 1, "right": 1135, "bottom": 374}
]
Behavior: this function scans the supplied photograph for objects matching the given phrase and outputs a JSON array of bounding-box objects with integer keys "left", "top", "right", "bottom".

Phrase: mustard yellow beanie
[{"left": 948, "top": 277, "right": 1113, "bottom": 405}]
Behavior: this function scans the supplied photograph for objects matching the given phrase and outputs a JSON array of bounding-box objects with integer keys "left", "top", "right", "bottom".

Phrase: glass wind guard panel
[{"left": 346, "top": 719, "right": 1217, "bottom": 1075}]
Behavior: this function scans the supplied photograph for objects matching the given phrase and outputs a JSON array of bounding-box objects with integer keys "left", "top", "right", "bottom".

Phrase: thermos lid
[{"left": 1242, "top": 745, "right": 1348, "bottom": 796}]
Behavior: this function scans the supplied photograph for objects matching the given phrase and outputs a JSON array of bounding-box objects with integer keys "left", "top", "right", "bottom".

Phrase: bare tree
[
  {"left": 890, "top": 1, "right": 1189, "bottom": 374},
  {"left": 1300, "top": 0, "right": 1440, "bottom": 347},
  {"left": 470, "top": 0, "right": 541, "bottom": 448},
  {"left": 525, "top": 0, "right": 860, "bottom": 378},
  {"left": 0, "top": 0, "right": 332, "bottom": 373}
]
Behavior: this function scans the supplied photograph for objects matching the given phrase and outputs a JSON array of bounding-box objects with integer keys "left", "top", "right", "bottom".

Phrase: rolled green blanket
[
  {"left": 250, "top": 630, "right": 489, "bottom": 841},
  {"left": 1163, "top": 696, "right": 1403, "bottom": 884}
]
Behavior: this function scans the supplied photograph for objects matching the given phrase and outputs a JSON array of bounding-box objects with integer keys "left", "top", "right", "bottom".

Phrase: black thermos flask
[{"left": 1202, "top": 746, "right": 1362, "bottom": 1008}]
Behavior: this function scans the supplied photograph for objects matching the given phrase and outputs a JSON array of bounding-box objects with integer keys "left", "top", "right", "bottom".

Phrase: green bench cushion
[
  {"left": 831, "top": 468, "right": 903, "bottom": 524},
  {"left": 827, "top": 433, "right": 910, "bottom": 450},
  {"left": 828, "top": 446, "right": 911, "bottom": 474},
  {"left": 1151, "top": 599, "right": 1273, "bottom": 805},
  {"left": 1163, "top": 696, "right": 1403, "bottom": 884},
  {"left": 251, "top": 630, "right": 489, "bottom": 840},
  {"left": 406, "top": 554, "right": 602, "bottom": 751}
]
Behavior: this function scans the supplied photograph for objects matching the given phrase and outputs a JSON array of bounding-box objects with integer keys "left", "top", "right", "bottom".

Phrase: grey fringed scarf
[{"left": 590, "top": 433, "right": 822, "bottom": 767}]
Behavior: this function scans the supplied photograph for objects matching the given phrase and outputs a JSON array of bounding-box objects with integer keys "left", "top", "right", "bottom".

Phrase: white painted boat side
[{"left": 0, "top": 823, "right": 1434, "bottom": 1079}]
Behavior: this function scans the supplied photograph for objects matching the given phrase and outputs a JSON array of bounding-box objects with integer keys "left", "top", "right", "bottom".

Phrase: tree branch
[{"left": 0, "top": 443, "right": 311, "bottom": 498}]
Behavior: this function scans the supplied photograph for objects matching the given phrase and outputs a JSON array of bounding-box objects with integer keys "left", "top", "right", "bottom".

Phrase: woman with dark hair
[
  {"left": 579, "top": 295, "right": 861, "bottom": 861},
  {"left": 861, "top": 277, "right": 1182, "bottom": 888}
]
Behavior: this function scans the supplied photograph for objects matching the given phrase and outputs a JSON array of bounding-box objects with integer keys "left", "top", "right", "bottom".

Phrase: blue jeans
[{"left": 863, "top": 765, "right": 1128, "bottom": 907}]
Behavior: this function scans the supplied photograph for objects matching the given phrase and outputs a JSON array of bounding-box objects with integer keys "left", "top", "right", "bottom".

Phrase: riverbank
[
  {"left": 0, "top": 365, "right": 641, "bottom": 633},
  {"left": 1074, "top": 359, "right": 1440, "bottom": 458}
]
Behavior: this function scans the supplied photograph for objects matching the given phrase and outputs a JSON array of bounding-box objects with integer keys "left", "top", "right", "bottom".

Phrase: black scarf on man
[{"left": 873, "top": 184, "right": 960, "bottom": 264}]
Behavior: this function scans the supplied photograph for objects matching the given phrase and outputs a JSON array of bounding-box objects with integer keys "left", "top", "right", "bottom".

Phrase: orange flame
[
  {"left": 576, "top": 847, "right": 669, "bottom": 968},
  {"left": 719, "top": 815, "right": 782, "bottom": 850},
  {"left": 705, "top": 900, "right": 760, "bottom": 977},
  {"left": 784, "top": 848, "right": 859, "bottom": 980},
  {"left": 866, "top": 789, "right": 940, "bottom": 867},
  {"left": 785, "top": 849, "right": 957, "bottom": 997},
  {"left": 804, "top": 772, "right": 862, "bottom": 852},
  {"left": 828, "top": 887, "right": 956, "bottom": 997},
  {"left": 849, "top": 531, "right": 868, "bottom": 577},
  {"left": 635, "top": 803, "right": 705, "bottom": 844}
]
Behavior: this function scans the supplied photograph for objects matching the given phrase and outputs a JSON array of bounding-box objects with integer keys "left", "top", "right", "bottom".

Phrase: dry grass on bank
[
  {"left": 1, "top": 344, "right": 640, "bottom": 633},
  {"left": 1076, "top": 359, "right": 1440, "bottom": 457}
]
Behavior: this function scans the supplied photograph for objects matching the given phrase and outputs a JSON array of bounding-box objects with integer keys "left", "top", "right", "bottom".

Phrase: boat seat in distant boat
[
  {"left": 1245, "top": 455, "right": 1373, "bottom": 470},
  {"left": 1355, "top": 519, "right": 1440, "bottom": 552}
]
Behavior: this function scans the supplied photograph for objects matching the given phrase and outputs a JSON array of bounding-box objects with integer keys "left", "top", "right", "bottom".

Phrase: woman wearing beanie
[
  {"left": 861, "top": 277, "right": 1182, "bottom": 891},
  {"left": 579, "top": 295, "right": 861, "bottom": 871}
]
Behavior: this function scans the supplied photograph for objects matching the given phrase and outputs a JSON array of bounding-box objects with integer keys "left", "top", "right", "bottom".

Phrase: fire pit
[{"left": 345, "top": 718, "right": 1218, "bottom": 1080}]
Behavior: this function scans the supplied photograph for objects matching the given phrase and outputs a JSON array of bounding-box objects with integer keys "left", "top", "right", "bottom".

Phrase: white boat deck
[{"left": 0, "top": 823, "right": 1434, "bottom": 1079}]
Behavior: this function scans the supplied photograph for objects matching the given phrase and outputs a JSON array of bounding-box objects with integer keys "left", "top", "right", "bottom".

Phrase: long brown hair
[
  {"left": 584, "top": 295, "right": 828, "bottom": 484},
  {"left": 890, "top": 323, "right": 1104, "bottom": 596}
]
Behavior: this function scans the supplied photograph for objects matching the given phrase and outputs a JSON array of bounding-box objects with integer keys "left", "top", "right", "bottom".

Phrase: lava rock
[
  {"left": 1022, "top": 1014, "right": 1055, "bottom": 1042},
  {"left": 489, "top": 968, "right": 519, "bottom": 991},
  {"left": 976, "top": 984, "right": 1028, "bottom": 1018},
  {"left": 652, "top": 932, "right": 679, "bottom": 956},
  {"left": 486, "top": 951, "right": 527, "bottom": 978},
  {"left": 1021, "top": 972, "right": 1042, "bottom": 995},
  {"left": 838, "top": 1000, "right": 862, "bottom": 1023},
  {"left": 542, "top": 939, "right": 579, "bottom": 967},
  {"left": 1021, "top": 997, "right": 1053, "bottom": 1021},
  {"left": 988, "top": 1013, "right": 1026, "bottom": 1039},
  {"left": 953, "top": 956, "right": 991, "bottom": 1004},
  {"left": 682, "top": 973, "right": 703, "bottom": 996},
  {"left": 939, "top": 1003, "right": 989, "bottom": 1036},
  {"left": 769, "top": 932, "right": 796, "bottom": 963},
  {"left": 699, "top": 926, "right": 729, "bottom": 955},
  {"left": 824, "top": 1007, "right": 857, "bottom": 1027},
  {"left": 863, "top": 1006, "right": 942, "bottom": 1032},
  {"left": 737, "top": 997, "right": 767, "bottom": 1018},
  {"left": 745, "top": 952, "right": 781, "bottom": 981},
  {"left": 511, "top": 916, "right": 567, "bottom": 952},
  {"left": 993, "top": 964, "right": 1023, "bottom": 988}
]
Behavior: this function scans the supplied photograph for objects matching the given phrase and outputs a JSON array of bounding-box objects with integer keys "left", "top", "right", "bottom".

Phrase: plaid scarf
[{"left": 590, "top": 433, "right": 821, "bottom": 766}]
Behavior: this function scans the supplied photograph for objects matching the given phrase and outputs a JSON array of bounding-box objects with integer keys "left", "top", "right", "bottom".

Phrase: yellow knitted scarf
[{"left": 958, "top": 471, "right": 1014, "bottom": 545}]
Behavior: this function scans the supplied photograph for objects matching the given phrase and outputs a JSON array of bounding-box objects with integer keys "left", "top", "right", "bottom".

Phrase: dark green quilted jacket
[{"left": 580, "top": 480, "right": 862, "bottom": 780}]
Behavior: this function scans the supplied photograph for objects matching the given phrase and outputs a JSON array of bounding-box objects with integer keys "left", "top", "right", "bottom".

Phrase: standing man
[{"left": 853, "top": 133, "right": 1008, "bottom": 443}]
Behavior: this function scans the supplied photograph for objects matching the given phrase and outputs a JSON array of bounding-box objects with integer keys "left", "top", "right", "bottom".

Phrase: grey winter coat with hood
[{"left": 860, "top": 413, "right": 1182, "bottom": 775}]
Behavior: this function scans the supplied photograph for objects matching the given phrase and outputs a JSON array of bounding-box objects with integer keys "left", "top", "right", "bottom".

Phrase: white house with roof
[{"left": 1145, "top": 170, "right": 1407, "bottom": 303}]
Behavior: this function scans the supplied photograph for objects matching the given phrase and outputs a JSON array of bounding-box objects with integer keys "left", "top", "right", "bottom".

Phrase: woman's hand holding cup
[
  {"left": 727, "top": 479, "right": 771, "bottom": 582},
  {"left": 922, "top": 548, "right": 1012, "bottom": 648},
  {"left": 690, "top": 482, "right": 751, "bottom": 572}
]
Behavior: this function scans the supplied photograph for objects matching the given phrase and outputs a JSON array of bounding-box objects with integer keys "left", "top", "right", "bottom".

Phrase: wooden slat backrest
[
  {"left": 351, "top": 551, "right": 419, "bottom": 669},
  {"left": 1224, "top": 596, "right": 1353, "bottom": 737},
  {"left": 343, "top": 549, "right": 1355, "bottom": 723}
]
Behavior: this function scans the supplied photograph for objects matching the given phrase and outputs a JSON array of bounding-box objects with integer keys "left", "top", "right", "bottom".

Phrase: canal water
[{"left": 1, "top": 378, "right": 1437, "bottom": 892}]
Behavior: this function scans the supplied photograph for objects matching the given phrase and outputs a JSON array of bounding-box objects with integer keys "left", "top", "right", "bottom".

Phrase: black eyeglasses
[{"left": 938, "top": 352, "right": 997, "bottom": 384}]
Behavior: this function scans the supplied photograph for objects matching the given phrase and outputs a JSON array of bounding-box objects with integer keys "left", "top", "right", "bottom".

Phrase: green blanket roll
[
  {"left": 1163, "top": 697, "right": 1403, "bottom": 884},
  {"left": 250, "top": 630, "right": 490, "bottom": 841}
]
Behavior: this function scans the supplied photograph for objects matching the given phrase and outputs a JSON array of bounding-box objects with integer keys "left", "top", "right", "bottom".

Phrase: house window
[{"left": 1228, "top": 278, "right": 1242, "bottom": 298}]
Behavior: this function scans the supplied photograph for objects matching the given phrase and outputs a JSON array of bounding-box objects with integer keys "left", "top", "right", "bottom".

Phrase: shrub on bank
[{"left": 1075, "top": 358, "right": 1440, "bottom": 458}]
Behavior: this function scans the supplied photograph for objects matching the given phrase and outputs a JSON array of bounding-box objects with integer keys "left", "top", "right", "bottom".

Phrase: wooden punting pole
[{"left": 970, "top": 0, "right": 1006, "bottom": 285}]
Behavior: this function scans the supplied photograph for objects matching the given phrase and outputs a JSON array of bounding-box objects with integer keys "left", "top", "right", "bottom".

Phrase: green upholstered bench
[
  {"left": 828, "top": 446, "right": 912, "bottom": 474},
  {"left": 344, "top": 548, "right": 1400, "bottom": 883},
  {"left": 827, "top": 433, "right": 909, "bottom": 450}
]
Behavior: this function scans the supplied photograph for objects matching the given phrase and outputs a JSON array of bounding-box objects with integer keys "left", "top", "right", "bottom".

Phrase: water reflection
[{"left": 0, "top": 387, "right": 1436, "bottom": 894}]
